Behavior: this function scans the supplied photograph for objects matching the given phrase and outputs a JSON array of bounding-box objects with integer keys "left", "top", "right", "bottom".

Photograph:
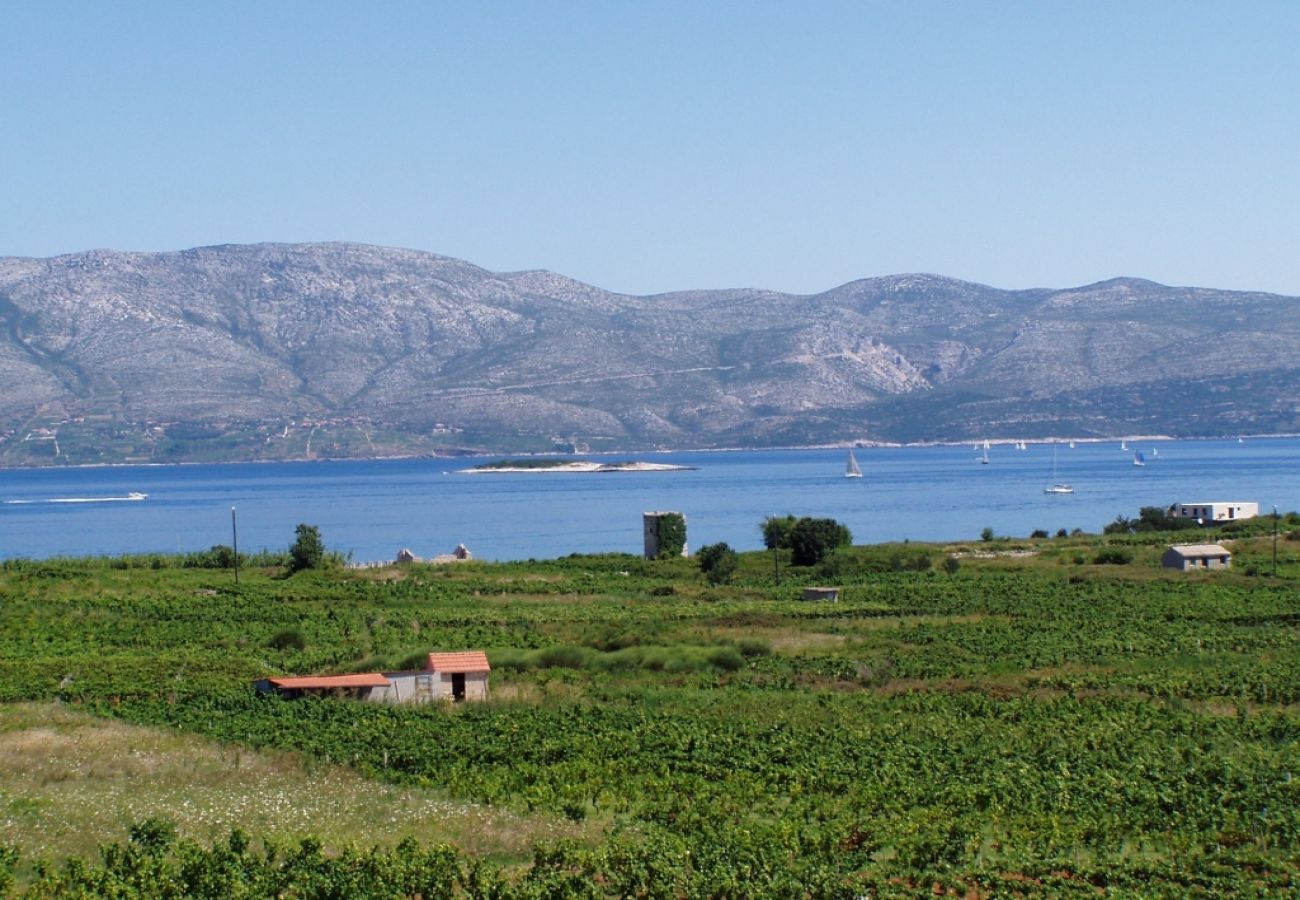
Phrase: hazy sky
[{"left": 3, "top": 2, "right": 1297, "bottom": 295}]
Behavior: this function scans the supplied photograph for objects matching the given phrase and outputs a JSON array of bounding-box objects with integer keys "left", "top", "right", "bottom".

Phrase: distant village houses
[{"left": 255, "top": 650, "right": 490, "bottom": 703}]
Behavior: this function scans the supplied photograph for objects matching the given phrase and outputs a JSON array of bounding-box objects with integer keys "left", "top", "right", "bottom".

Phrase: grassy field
[
  {"left": 0, "top": 704, "right": 593, "bottom": 874},
  {"left": 0, "top": 526, "right": 1297, "bottom": 896}
]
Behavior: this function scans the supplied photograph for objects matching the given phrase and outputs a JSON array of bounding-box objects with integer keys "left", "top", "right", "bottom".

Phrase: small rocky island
[{"left": 459, "top": 459, "right": 696, "bottom": 474}]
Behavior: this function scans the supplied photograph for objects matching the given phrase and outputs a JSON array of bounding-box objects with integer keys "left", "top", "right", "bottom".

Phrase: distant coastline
[
  {"left": 459, "top": 459, "right": 696, "bottom": 474},
  {"left": 4, "top": 433, "right": 1300, "bottom": 472}
]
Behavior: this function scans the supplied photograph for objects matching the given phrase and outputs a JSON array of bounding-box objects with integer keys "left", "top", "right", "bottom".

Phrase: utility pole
[
  {"left": 1273, "top": 505, "right": 1279, "bottom": 577},
  {"left": 231, "top": 506, "right": 239, "bottom": 585}
]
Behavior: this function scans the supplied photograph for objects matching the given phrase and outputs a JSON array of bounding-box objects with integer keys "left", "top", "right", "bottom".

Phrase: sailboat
[
  {"left": 1133, "top": 450, "right": 1146, "bottom": 467},
  {"left": 1043, "top": 444, "right": 1073, "bottom": 494},
  {"left": 1151, "top": 448, "right": 1159, "bottom": 458},
  {"left": 1015, "top": 440, "right": 1027, "bottom": 451},
  {"left": 979, "top": 439, "right": 991, "bottom": 464},
  {"left": 1120, "top": 439, "right": 1128, "bottom": 451},
  {"left": 845, "top": 449, "right": 863, "bottom": 478},
  {"left": 1068, "top": 440, "right": 1076, "bottom": 449}
]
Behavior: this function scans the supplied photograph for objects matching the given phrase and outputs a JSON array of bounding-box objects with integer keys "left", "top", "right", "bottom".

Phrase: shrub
[
  {"left": 736, "top": 638, "right": 771, "bottom": 658},
  {"left": 789, "top": 518, "right": 852, "bottom": 566},
  {"left": 267, "top": 629, "right": 306, "bottom": 651},
  {"left": 1093, "top": 548, "right": 1133, "bottom": 565},
  {"left": 536, "top": 646, "right": 589, "bottom": 669},
  {"left": 943, "top": 556, "right": 961, "bottom": 575},
  {"left": 696, "top": 542, "right": 738, "bottom": 584},
  {"left": 980, "top": 527, "right": 994, "bottom": 543},
  {"left": 1030, "top": 529, "right": 1048, "bottom": 539},
  {"left": 395, "top": 651, "right": 429, "bottom": 670},
  {"left": 760, "top": 515, "right": 798, "bottom": 550},
  {"left": 706, "top": 647, "right": 745, "bottom": 672},
  {"left": 889, "top": 550, "right": 932, "bottom": 572}
]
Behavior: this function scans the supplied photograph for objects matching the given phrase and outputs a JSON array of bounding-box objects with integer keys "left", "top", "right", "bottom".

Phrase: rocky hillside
[{"left": 0, "top": 242, "right": 1296, "bottom": 464}]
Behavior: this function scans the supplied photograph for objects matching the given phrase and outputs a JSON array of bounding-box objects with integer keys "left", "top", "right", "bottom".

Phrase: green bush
[
  {"left": 696, "top": 542, "right": 738, "bottom": 584},
  {"left": 760, "top": 515, "right": 797, "bottom": 550},
  {"left": 789, "top": 518, "right": 852, "bottom": 566},
  {"left": 267, "top": 629, "right": 306, "bottom": 652},
  {"left": 1093, "top": 548, "right": 1133, "bottom": 565},
  {"left": 706, "top": 647, "right": 745, "bottom": 672},
  {"left": 536, "top": 645, "right": 589, "bottom": 669}
]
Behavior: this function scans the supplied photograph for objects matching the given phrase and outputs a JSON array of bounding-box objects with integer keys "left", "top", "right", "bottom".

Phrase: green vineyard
[{"left": 0, "top": 530, "right": 1297, "bottom": 896}]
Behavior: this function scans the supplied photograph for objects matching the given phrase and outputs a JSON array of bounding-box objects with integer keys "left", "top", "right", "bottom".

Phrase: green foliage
[
  {"left": 980, "top": 526, "right": 995, "bottom": 542},
  {"left": 474, "top": 458, "right": 580, "bottom": 469},
  {"left": 0, "top": 844, "right": 16, "bottom": 896},
  {"left": 1094, "top": 548, "right": 1134, "bottom": 565},
  {"left": 2, "top": 543, "right": 1299, "bottom": 895},
  {"left": 268, "top": 629, "right": 306, "bottom": 651},
  {"left": 182, "top": 544, "right": 240, "bottom": 569},
  {"left": 942, "top": 555, "right": 961, "bottom": 575},
  {"left": 23, "top": 825, "right": 467, "bottom": 898},
  {"left": 695, "top": 542, "right": 738, "bottom": 584},
  {"left": 788, "top": 517, "right": 852, "bottom": 566},
  {"left": 288, "top": 523, "right": 326, "bottom": 573},
  {"left": 491, "top": 644, "right": 751, "bottom": 674},
  {"left": 1107, "top": 506, "right": 1267, "bottom": 536},
  {"left": 652, "top": 513, "right": 687, "bottom": 559},
  {"left": 760, "top": 515, "right": 797, "bottom": 550}
]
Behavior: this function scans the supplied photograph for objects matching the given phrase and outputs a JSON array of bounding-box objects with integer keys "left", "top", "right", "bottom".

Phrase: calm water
[{"left": 1, "top": 439, "right": 1297, "bottom": 562}]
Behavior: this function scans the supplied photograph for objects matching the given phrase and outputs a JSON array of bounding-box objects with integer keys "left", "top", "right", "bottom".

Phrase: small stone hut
[
  {"left": 1162, "top": 543, "right": 1232, "bottom": 571},
  {"left": 375, "top": 651, "right": 492, "bottom": 703}
]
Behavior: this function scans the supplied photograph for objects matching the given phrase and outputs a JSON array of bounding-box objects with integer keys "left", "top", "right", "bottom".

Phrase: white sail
[
  {"left": 845, "top": 449, "right": 863, "bottom": 478},
  {"left": 1043, "top": 443, "right": 1073, "bottom": 494}
]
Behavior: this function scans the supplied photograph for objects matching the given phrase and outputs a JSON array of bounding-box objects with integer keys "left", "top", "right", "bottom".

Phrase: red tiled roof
[
  {"left": 268, "top": 673, "right": 391, "bottom": 689},
  {"left": 426, "top": 651, "right": 491, "bottom": 673}
]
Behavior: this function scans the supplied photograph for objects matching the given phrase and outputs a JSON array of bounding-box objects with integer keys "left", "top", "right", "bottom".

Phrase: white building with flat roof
[{"left": 1167, "top": 502, "right": 1258, "bottom": 523}]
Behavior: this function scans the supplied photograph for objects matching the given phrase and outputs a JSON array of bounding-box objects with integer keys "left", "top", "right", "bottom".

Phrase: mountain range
[{"left": 1, "top": 242, "right": 1296, "bottom": 465}]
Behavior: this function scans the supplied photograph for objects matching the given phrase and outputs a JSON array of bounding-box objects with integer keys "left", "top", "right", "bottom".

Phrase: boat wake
[{"left": 3, "top": 492, "right": 148, "bottom": 505}]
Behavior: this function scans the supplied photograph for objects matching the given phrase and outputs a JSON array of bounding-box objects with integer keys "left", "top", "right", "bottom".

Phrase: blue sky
[{"left": 2, "top": 1, "right": 1297, "bottom": 295}]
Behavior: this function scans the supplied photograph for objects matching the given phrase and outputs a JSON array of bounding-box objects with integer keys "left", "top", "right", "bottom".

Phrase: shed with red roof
[
  {"left": 255, "top": 650, "right": 490, "bottom": 704},
  {"left": 374, "top": 650, "right": 492, "bottom": 703},
  {"left": 254, "top": 672, "right": 391, "bottom": 700}
]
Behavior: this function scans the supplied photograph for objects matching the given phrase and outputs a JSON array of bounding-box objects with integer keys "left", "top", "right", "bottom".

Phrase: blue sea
[{"left": 1, "top": 439, "right": 1296, "bottom": 562}]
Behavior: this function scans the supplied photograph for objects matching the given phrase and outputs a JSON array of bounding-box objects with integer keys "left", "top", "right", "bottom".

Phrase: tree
[
  {"left": 761, "top": 515, "right": 797, "bottom": 550},
  {"left": 696, "top": 542, "right": 738, "bottom": 584},
  {"left": 788, "top": 517, "right": 852, "bottom": 567},
  {"left": 288, "top": 523, "right": 325, "bottom": 573}
]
